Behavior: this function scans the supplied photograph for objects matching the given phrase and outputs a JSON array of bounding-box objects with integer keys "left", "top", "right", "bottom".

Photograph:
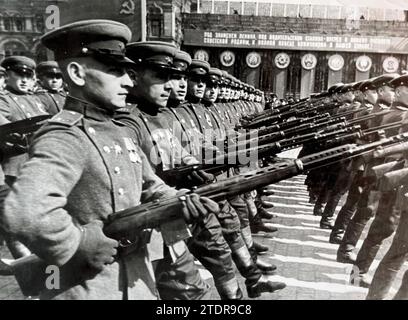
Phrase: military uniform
[
  {"left": 1, "top": 19, "right": 208, "bottom": 300},
  {"left": 0, "top": 56, "right": 49, "bottom": 182},
  {"left": 35, "top": 61, "right": 67, "bottom": 115}
]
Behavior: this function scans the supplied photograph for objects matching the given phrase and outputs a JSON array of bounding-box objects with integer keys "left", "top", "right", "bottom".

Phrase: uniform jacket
[
  {"left": 0, "top": 89, "right": 48, "bottom": 178},
  {"left": 3, "top": 97, "right": 177, "bottom": 300},
  {"left": 36, "top": 89, "right": 67, "bottom": 115}
]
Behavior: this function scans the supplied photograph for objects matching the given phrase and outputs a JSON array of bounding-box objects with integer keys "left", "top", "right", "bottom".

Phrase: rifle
[
  {"left": 0, "top": 115, "right": 51, "bottom": 139},
  {"left": 5, "top": 132, "right": 408, "bottom": 295}
]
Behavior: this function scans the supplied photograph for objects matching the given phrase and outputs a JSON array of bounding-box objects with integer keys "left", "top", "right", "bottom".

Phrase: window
[
  {"left": 4, "top": 18, "right": 11, "bottom": 31},
  {"left": 15, "top": 18, "right": 24, "bottom": 31}
]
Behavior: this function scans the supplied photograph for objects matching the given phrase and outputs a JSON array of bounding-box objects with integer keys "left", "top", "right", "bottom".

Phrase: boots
[
  {"left": 257, "top": 207, "right": 276, "bottom": 220},
  {"left": 250, "top": 214, "right": 278, "bottom": 234},
  {"left": 217, "top": 278, "right": 244, "bottom": 300},
  {"left": 320, "top": 216, "right": 334, "bottom": 229},
  {"left": 313, "top": 201, "right": 325, "bottom": 216},
  {"left": 247, "top": 275, "right": 286, "bottom": 298},
  {"left": 329, "top": 230, "right": 344, "bottom": 244},
  {"left": 337, "top": 221, "right": 367, "bottom": 264},
  {"left": 253, "top": 241, "right": 269, "bottom": 254},
  {"left": 256, "top": 258, "right": 277, "bottom": 275}
]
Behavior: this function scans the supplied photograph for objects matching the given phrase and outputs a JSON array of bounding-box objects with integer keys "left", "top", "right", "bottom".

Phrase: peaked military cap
[
  {"left": 1, "top": 56, "right": 36, "bottom": 76},
  {"left": 173, "top": 50, "right": 192, "bottom": 72},
  {"left": 327, "top": 83, "right": 344, "bottom": 94},
  {"left": 126, "top": 41, "right": 177, "bottom": 70},
  {"left": 221, "top": 70, "right": 230, "bottom": 85},
  {"left": 371, "top": 73, "right": 400, "bottom": 89},
  {"left": 188, "top": 59, "right": 210, "bottom": 76},
  {"left": 351, "top": 81, "right": 363, "bottom": 91},
  {"left": 338, "top": 83, "right": 353, "bottom": 94},
  {"left": 389, "top": 74, "right": 408, "bottom": 88},
  {"left": 41, "top": 19, "right": 134, "bottom": 67},
  {"left": 207, "top": 67, "right": 222, "bottom": 84},
  {"left": 36, "top": 61, "right": 62, "bottom": 76},
  {"left": 359, "top": 79, "right": 377, "bottom": 92}
]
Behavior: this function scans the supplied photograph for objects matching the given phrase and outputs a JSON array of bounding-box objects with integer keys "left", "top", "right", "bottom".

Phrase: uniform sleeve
[
  {"left": 139, "top": 147, "right": 178, "bottom": 203},
  {"left": 0, "top": 95, "right": 11, "bottom": 121},
  {"left": 1, "top": 126, "right": 87, "bottom": 266}
]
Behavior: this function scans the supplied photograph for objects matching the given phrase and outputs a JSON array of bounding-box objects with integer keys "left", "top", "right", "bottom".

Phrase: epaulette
[{"left": 48, "top": 109, "right": 83, "bottom": 126}]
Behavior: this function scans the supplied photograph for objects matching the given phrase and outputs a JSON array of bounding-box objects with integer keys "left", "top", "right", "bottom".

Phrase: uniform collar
[
  {"left": 64, "top": 95, "right": 114, "bottom": 121},
  {"left": 5, "top": 86, "right": 30, "bottom": 96}
]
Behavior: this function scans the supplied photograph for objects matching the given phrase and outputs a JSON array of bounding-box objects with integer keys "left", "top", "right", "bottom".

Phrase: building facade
[{"left": 181, "top": 0, "right": 408, "bottom": 98}]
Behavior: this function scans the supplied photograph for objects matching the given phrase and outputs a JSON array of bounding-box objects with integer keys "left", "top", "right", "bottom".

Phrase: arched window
[
  {"left": 3, "top": 40, "right": 29, "bottom": 57},
  {"left": 147, "top": 4, "right": 164, "bottom": 38}
]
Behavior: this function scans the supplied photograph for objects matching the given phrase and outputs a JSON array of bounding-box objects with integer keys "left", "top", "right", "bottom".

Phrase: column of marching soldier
[{"left": 0, "top": 19, "right": 406, "bottom": 300}]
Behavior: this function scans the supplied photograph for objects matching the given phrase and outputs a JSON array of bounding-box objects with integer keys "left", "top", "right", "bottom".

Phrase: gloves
[
  {"left": 187, "top": 170, "right": 215, "bottom": 185},
  {"left": 69, "top": 220, "right": 118, "bottom": 276},
  {"left": 179, "top": 193, "right": 220, "bottom": 223}
]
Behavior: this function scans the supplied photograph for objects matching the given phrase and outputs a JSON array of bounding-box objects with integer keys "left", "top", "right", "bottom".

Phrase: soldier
[
  {"left": 336, "top": 77, "right": 398, "bottom": 264},
  {"left": 182, "top": 60, "right": 285, "bottom": 297},
  {"left": 118, "top": 43, "right": 242, "bottom": 300},
  {"left": 350, "top": 74, "right": 407, "bottom": 287},
  {"left": 1, "top": 19, "right": 217, "bottom": 300},
  {"left": 318, "top": 84, "right": 357, "bottom": 229},
  {"left": 35, "top": 61, "right": 67, "bottom": 115},
  {"left": 0, "top": 56, "right": 49, "bottom": 260}
]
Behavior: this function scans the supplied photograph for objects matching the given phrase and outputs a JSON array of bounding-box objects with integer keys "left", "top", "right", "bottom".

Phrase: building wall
[
  {"left": 182, "top": 13, "right": 408, "bottom": 98},
  {"left": 0, "top": 0, "right": 58, "bottom": 61}
]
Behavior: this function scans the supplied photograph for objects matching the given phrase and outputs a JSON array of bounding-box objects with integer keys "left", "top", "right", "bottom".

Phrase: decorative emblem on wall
[
  {"left": 274, "top": 52, "right": 290, "bottom": 69},
  {"left": 382, "top": 56, "right": 399, "bottom": 73},
  {"left": 220, "top": 50, "right": 235, "bottom": 67},
  {"left": 328, "top": 54, "right": 345, "bottom": 71},
  {"left": 120, "top": 0, "right": 135, "bottom": 15},
  {"left": 246, "top": 52, "right": 262, "bottom": 68},
  {"left": 194, "top": 49, "right": 209, "bottom": 62},
  {"left": 356, "top": 55, "right": 372, "bottom": 72},
  {"left": 301, "top": 53, "right": 317, "bottom": 70}
]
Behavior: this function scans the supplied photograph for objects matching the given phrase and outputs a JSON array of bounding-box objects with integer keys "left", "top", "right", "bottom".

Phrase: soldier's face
[
  {"left": 203, "top": 83, "right": 219, "bottom": 103},
  {"left": 82, "top": 60, "right": 133, "bottom": 110},
  {"left": 7, "top": 69, "right": 34, "bottom": 94},
  {"left": 394, "top": 86, "right": 408, "bottom": 105},
  {"left": 364, "top": 89, "right": 378, "bottom": 105},
  {"left": 42, "top": 73, "right": 63, "bottom": 91},
  {"left": 169, "top": 73, "right": 187, "bottom": 101},
  {"left": 187, "top": 76, "right": 206, "bottom": 99},
  {"left": 378, "top": 85, "right": 394, "bottom": 105},
  {"left": 131, "top": 67, "right": 172, "bottom": 107}
]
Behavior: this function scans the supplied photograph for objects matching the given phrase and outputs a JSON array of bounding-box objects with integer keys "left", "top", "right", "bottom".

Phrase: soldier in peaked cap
[
  {"left": 0, "top": 56, "right": 49, "bottom": 262},
  {"left": 348, "top": 74, "right": 408, "bottom": 288},
  {"left": 117, "top": 46, "right": 246, "bottom": 300},
  {"left": 2, "top": 20, "right": 216, "bottom": 300},
  {"left": 116, "top": 41, "right": 223, "bottom": 300},
  {"left": 35, "top": 61, "right": 67, "bottom": 115}
]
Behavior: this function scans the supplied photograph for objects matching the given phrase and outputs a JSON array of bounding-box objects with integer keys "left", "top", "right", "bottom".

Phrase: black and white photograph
[{"left": 0, "top": 0, "right": 408, "bottom": 304}]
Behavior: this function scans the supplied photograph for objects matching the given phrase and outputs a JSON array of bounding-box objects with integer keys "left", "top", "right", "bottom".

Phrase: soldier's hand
[
  {"left": 187, "top": 170, "right": 215, "bottom": 185},
  {"left": 72, "top": 220, "right": 119, "bottom": 274},
  {"left": 373, "top": 146, "right": 384, "bottom": 159},
  {"left": 179, "top": 193, "right": 219, "bottom": 223}
]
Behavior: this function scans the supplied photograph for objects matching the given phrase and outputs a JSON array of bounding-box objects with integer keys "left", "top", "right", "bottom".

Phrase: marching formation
[{"left": 0, "top": 19, "right": 407, "bottom": 300}]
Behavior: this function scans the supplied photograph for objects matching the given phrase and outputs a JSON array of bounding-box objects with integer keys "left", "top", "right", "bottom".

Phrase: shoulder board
[{"left": 48, "top": 109, "right": 83, "bottom": 126}]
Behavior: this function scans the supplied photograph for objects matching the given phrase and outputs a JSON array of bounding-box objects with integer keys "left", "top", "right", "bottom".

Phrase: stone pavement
[{"left": 1, "top": 174, "right": 407, "bottom": 300}]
